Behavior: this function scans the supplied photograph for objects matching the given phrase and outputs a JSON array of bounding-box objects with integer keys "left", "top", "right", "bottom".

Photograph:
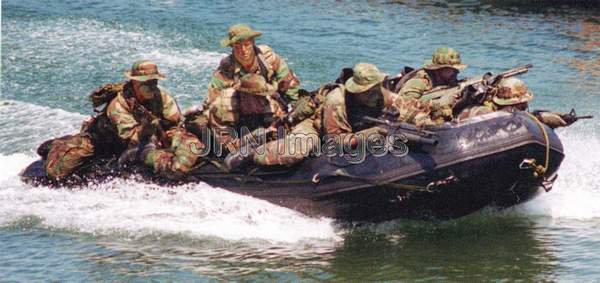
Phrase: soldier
[
  {"left": 44, "top": 60, "right": 203, "bottom": 180},
  {"left": 200, "top": 24, "right": 302, "bottom": 152},
  {"left": 397, "top": 47, "right": 467, "bottom": 123},
  {"left": 224, "top": 73, "right": 320, "bottom": 169},
  {"left": 224, "top": 63, "right": 437, "bottom": 170},
  {"left": 323, "top": 63, "right": 437, "bottom": 145},
  {"left": 456, "top": 77, "right": 568, "bottom": 128}
]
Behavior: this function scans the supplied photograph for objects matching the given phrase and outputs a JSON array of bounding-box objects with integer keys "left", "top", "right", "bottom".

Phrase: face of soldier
[
  {"left": 352, "top": 84, "right": 383, "bottom": 108},
  {"left": 132, "top": 79, "right": 159, "bottom": 101},
  {"left": 436, "top": 67, "right": 459, "bottom": 85},
  {"left": 233, "top": 38, "right": 256, "bottom": 67}
]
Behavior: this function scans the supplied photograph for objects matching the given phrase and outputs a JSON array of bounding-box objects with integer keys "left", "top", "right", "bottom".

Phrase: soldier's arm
[
  {"left": 261, "top": 46, "right": 300, "bottom": 102},
  {"left": 322, "top": 88, "right": 352, "bottom": 135},
  {"left": 393, "top": 96, "right": 431, "bottom": 124},
  {"left": 159, "top": 87, "right": 183, "bottom": 127},
  {"left": 106, "top": 97, "right": 143, "bottom": 145},
  {"left": 205, "top": 57, "right": 236, "bottom": 105},
  {"left": 534, "top": 111, "right": 568, "bottom": 129},
  {"left": 398, "top": 78, "right": 429, "bottom": 100}
]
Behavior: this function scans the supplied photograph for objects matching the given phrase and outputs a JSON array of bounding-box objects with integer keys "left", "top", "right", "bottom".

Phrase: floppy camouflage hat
[
  {"left": 492, "top": 77, "right": 533, "bottom": 106},
  {"left": 236, "top": 73, "right": 275, "bottom": 96},
  {"left": 124, "top": 60, "right": 165, "bottom": 81},
  {"left": 345, "top": 63, "right": 387, "bottom": 93},
  {"left": 424, "top": 47, "right": 467, "bottom": 70},
  {"left": 220, "top": 24, "right": 262, "bottom": 48}
]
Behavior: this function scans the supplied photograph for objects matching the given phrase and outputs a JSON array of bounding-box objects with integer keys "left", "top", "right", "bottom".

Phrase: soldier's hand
[
  {"left": 357, "top": 126, "right": 388, "bottom": 141},
  {"left": 138, "top": 117, "right": 156, "bottom": 141},
  {"left": 537, "top": 112, "right": 567, "bottom": 129}
]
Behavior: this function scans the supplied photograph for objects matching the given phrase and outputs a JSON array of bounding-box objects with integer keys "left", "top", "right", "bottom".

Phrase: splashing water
[
  {"left": 0, "top": 153, "right": 340, "bottom": 243},
  {"left": 519, "top": 124, "right": 600, "bottom": 219}
]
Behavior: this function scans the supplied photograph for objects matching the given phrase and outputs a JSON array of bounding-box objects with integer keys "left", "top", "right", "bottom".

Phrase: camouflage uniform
[
  {"left": 456, "top": 77, "right": 568, "bottom": 128},
  {"left": 321, "top": 63, "right": 394, "bottom": 145},
  {"left": 456, "top": 77, "right": 532, "bottom": 121},
  {"left": 223, "top": 73, "right": 319, "bottom": 168},
  {"left": 455, "top": 103, "right": 496, "bottom": 122},
  {"left": 252, "top": 87, "right": 327, "bottom": 166},
  {"left": 391, "top": 95, "right": 439, "bottom": 127},
  {"left": 44, "top": 133, "right": 95, "bottom": 180},
  {"left": 397, "top": 47, "right": 467, "bottom": 123},
  {"left": 45, "top": 60, "right": 202, "bottom": 180},
  {"left": 109, "top": 60, "right": 203, "bottom": 179},
  {"left": 206, "top": 24, "right": 301, "bottom": 149}
]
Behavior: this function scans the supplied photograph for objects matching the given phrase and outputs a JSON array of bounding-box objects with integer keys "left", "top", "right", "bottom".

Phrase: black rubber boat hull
[{"left": 20, "top": 111, "right": 564, "bottom": 221}]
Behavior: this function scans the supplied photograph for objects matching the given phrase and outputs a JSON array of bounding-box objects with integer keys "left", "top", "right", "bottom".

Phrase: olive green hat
[
  {"left": 124, "top": 60, "right": 165, "bottom": 81},
  {"left": 236, "top": 73, "right": 275, "bottom": 97},
  {"left": 345, "top": 63, "right": 387, "bottom": 93},
  {"left": 492, "top": 77, "right": 533, "bottom": 106},
  {"left": 424, "top": 47, "right": 467, "bottom": 70},
  {"left": 220, "top": 24, "right": 262, "bottom": 48}
]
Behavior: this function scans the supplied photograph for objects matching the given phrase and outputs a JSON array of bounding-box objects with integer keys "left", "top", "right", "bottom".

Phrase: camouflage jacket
[
  {"left": 397, "top": 70, "right": 434, "bottom": 100},
  {"left": 322, "top": 84, "right": 396, "bottom": 136},
  {"left": 397, "top": 70, "right": 462, "bottom": 123},
  {"left": 455, "top": 104, "right": 495, "bottom": 122},
  {"left": 106, "top": 84, "right": 182, "bottom": 146},
  {"left": 207, "top": 44, "right": 301, "bottom": 105},
  {"left": 392, "top": 95, "right": 440, "bottom": 126}
]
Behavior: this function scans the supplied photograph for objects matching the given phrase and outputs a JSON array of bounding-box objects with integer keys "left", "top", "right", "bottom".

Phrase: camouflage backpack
[
  {"left": 36, "top": 82, "right": 127, "bottom": 158},
  {"left": 82, "top": 82, "right": 128, "bottom": 155}
]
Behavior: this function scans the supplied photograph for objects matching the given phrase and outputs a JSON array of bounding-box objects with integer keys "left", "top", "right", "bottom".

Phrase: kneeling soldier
[{"left": 44, "top": 60, "right": 203, "bottom": 180}]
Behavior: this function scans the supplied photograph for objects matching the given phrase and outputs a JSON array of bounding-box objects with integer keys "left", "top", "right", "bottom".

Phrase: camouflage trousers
[
  {"left": 44, "top": 134, "right": 95, "bottom": 180},
  {"left": 253, "top": 119, "right": 320, "bottom": 166},
  {"left": 143, "top": 127, "right": 204, "bottom": 180}
]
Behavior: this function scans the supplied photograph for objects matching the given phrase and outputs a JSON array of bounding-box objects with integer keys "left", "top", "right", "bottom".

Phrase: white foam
[
  {"left": 0, "top": 153, "right": 339, "bottom": 243},
  {"left": 519, "top": 125, "right": 600, "bottom": 219},
  {"left": 0, "top": 100, "right": 86, "bottom": 154},
  {"left": 2, "top": 17, "right": 226, "bottom": 105}
]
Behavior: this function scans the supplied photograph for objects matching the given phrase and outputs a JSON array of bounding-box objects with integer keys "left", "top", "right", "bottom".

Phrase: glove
[{"left": 537, "top": 112, "right": 567, "bottom": 129}]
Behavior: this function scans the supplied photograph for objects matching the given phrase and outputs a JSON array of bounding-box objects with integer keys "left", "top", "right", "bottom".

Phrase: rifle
[
  {"left": 421, "top": 64, "right": 533, "bottom": 107},
  {"left": 532, "top": 108, "right": 593, "bottom": 126},
  {"left": 560, "top": 108, "right": 593, "bottom": 125},
  {"left": 130, "top": 101, "right": 170, "bottom": 147},
  {"left": 450, "top": 64, "right": 533, "bottom": 116}
]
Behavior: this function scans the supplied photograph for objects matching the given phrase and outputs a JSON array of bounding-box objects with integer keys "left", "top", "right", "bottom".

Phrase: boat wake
[
  {"left": 1, "top": 100, "right": 599, "bottom": 243},
  {"left": 0, "top": 153, "right": 339, "bottom": 243}
]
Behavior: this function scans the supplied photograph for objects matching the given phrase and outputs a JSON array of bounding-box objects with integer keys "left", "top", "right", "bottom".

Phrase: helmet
[{"left": 492, "top": 77, "right": 533, "bottom": 106}]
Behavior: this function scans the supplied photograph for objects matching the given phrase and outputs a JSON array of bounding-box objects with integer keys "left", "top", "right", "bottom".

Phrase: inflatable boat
[{"left": 20, "top": 110, "right": 564, "bottom": 221}]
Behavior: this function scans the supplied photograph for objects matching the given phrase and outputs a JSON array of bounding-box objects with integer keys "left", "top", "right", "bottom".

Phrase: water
[{"left": 1, "top": 0, "right": 600, "bottom": 280}]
